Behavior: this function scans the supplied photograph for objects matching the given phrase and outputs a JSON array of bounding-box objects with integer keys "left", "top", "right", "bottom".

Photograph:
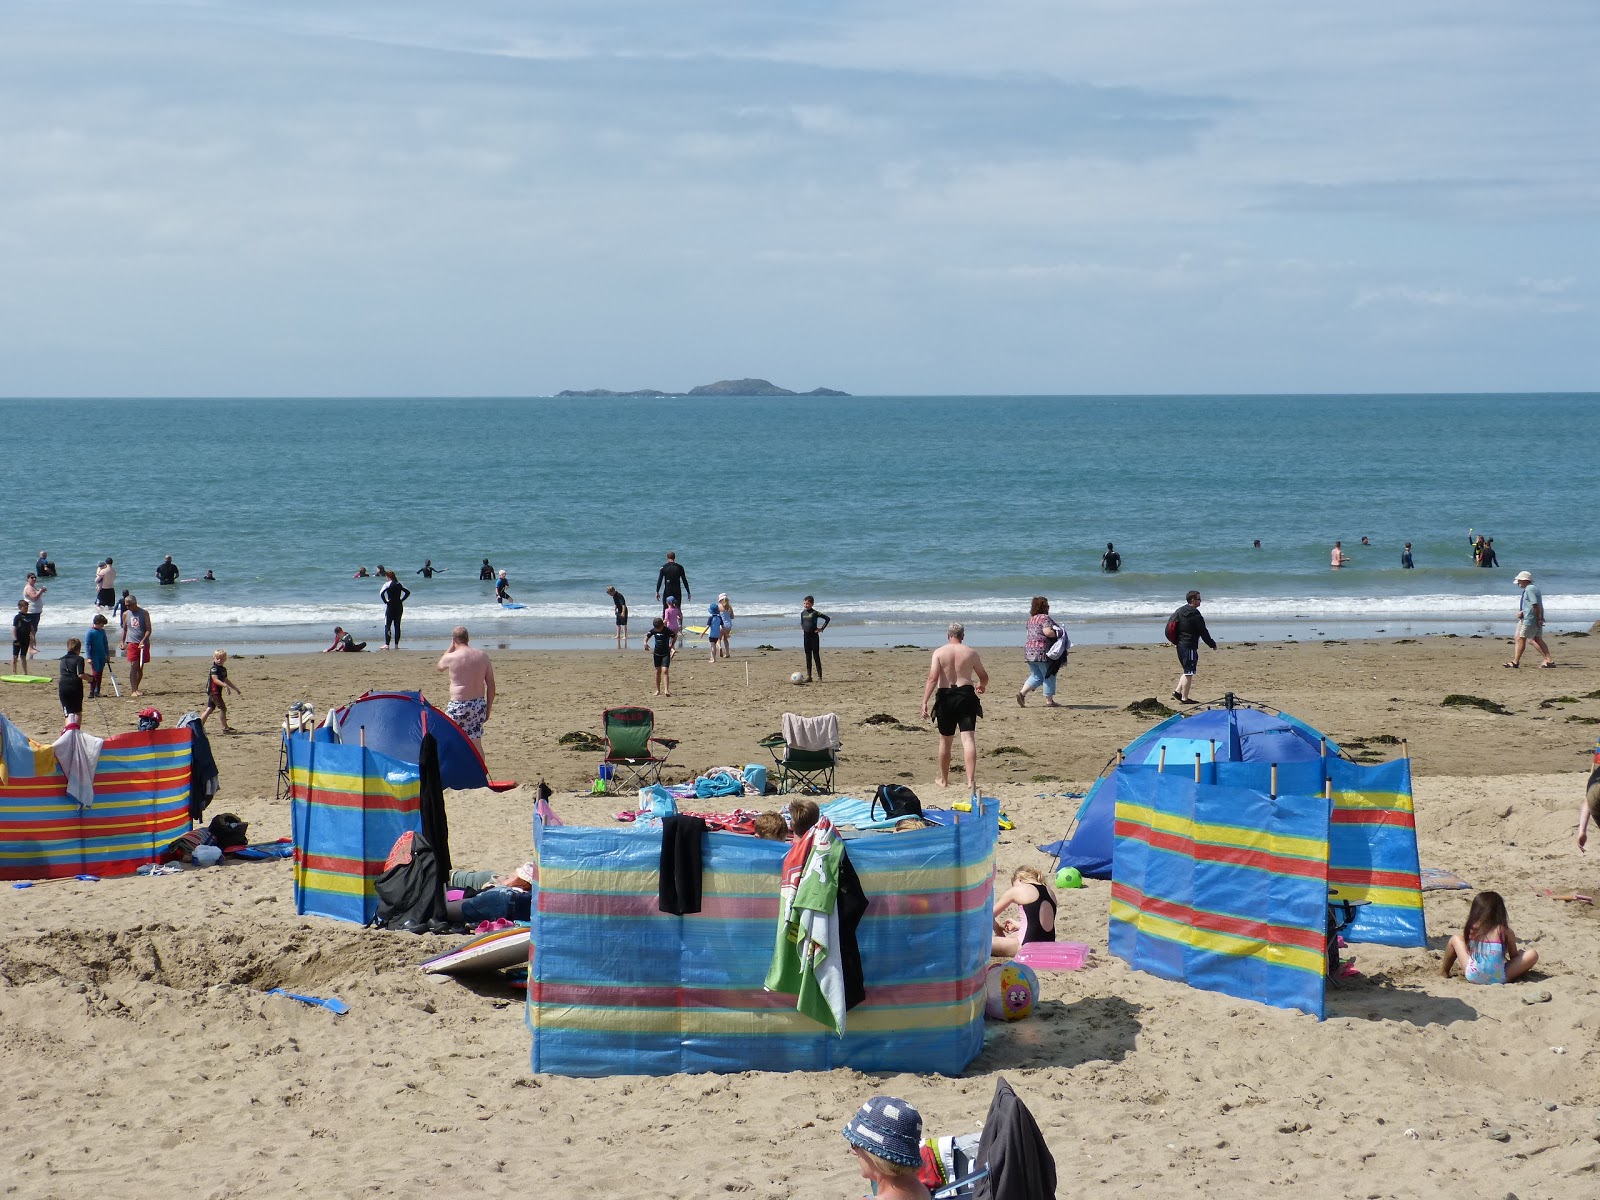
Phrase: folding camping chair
[
  {"left": 601, "top": 707, "right": 677, "bottom": 790},
  {"left": 758, "top": 712, "right": 841, "bottom": 795}
]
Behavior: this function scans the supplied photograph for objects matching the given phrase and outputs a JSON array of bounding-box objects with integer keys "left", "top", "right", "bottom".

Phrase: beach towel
[
  {"left": 1419, "top": 867, "right": 1472, "bottom": 891},
  {"left": 818, "top": 795, "right": 906, "bottom": 830},
  {"left": 782, "top": 712, "right": 840, "bottom": 753},
  {"left": 52, "top": 720, "right": 104, "bottom": 808},
  {"left": 765, "top": 819, "right": 853, "bottom": 1033},
  {"left": 658, "top": 814, "right": 707, "bottom": 915},
  {"left": 694, "top": 771, "right": 744, "bottom": 799},
  {"left": 179, "top": 712, "right": 220, "bottom": 821},
  {"left": 0, "top": 714, "right": 56, "bottom": 783}
]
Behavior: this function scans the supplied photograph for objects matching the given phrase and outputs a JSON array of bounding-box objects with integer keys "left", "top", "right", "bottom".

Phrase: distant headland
[{"left": 557, "top": 377, "right": 849, "bottom": 398}]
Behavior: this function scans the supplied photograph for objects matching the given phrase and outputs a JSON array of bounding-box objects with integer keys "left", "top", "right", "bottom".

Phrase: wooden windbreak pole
[
  {"left": 1195, "top": 753, "right": 1202, "bottom": 783},
  {"left": 1157, "top": 746, "right": 1166, "bottom": 773},
  {"left": 1270, "top": 762, "right": 1278, "bottom": 799}
]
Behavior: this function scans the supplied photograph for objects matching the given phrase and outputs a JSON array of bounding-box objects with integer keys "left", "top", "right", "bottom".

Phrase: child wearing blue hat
[{"left": 842, "top": 1095, "right": 930, "bottom": 1198}]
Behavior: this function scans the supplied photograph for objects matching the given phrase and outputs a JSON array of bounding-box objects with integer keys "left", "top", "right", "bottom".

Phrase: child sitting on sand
[
  {"left": 1441, "top": 890, "right": 1538, "bottom": 984},
  {"left": 992, "top": 865, "right": 1056, "bottom": 958}
]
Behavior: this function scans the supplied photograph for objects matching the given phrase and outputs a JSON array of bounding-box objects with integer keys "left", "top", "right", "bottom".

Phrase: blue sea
[{"left": 9, "top": 394, "right": 1597, "bottom": 656}]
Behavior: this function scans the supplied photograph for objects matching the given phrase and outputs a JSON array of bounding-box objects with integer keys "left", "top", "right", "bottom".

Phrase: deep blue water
[{"left": 9, "top": 393, "right": 1597, "bottom": 653}]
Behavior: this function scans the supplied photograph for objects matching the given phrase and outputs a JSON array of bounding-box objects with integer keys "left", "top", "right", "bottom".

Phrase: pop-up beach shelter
[
  {"left": 1109, "top": 752, "right": 1424, "bottom": 1019},
  {"left": 330, "top": 691, "right": 507, "bottom": 792},
  {"left": 526, "top": 809, "right": 1000, "bottom": 1076},
  {"left": 1042, "top": 696, "right": 1339, "bottom": 880},
  {"left": 0, "top": 715, "right": 192, "bottom": 880}
]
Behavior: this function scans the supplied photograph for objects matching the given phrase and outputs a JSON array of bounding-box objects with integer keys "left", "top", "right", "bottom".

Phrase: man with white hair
[
  {"left": 437, "top": 626, "right": 496, "bottom": 748},
  {"left": 1505, "top": 571, "right": 1554, "bottom": 669}
]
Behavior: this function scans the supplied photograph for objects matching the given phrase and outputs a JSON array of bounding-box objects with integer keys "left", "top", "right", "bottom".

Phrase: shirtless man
[
  {"left": 436, "top": 626, "right": 495, "bottom": 749},
  {"left": 920, "top": 623, "right": 989, "bottom": 796}
]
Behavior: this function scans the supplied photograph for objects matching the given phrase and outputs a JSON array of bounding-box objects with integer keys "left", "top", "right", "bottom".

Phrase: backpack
[
  {"left": 1164, "top": 611, "right": 1181, "bottom": 645},
  {"left": 207, "top": 812, "right": 250, "bottom": 849},
  {"left": 871, "top": 784, "right": 923, "bottom": 822}
]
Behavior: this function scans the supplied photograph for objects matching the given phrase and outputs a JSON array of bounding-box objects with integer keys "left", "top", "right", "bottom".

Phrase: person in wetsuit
[
  {"left": 416, "top": 559, "right": 445, "bottom": 578},
  {"left": 495, "top": 570, "right": 512, "bottom": 603},
  {"left": 479, "top": 558, "right": 494, "bottom": 581},
  {"left": 991, "top": 865, "right": 1056, "bottom": 957},
  {"left": 379, "top": 570, "right": 411, "bottom": 649},
  {"left": 1101, "top": 542, "right": 1121, "bottom": 572},
  {"left": 799, "top": 595, "right": 830, "bottom": 682},
  {"left": 155, "top": 556, "right": 180, "bottom": 585},
  {"left": 655, "top": 551, "right": 689, "bottom": 611},
  {"left": 58, "top": 637, "right": 86, "bottom": 718}
]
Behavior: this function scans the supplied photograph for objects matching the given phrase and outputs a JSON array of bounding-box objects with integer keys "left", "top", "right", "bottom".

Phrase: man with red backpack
[{"left": 1167, "top": 590, "right": 1217, "bottom": 706}]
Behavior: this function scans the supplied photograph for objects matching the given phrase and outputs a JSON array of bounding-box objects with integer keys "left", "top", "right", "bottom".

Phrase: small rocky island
[{"left": 558, "top": 378, "right": 849, "bottom": 398}]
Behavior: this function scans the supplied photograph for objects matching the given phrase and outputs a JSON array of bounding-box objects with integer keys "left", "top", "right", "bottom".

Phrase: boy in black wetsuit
[
  {"left": 201, "top": 649, "right": 242, "bottom": 732},
  {"left": 800, "top": 596, "right": 830, "bottom": 682},
  {"left": 646, "top": 618, "right": 673, "bottom": 696},
  {"left": 58, "top": 638, "right": 86, "bottom": 718}
]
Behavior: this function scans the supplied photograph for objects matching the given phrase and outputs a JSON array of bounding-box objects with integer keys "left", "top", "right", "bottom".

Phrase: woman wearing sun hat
[{"left": 842, "top": 1096, "right": 930, "bottom": 1199}]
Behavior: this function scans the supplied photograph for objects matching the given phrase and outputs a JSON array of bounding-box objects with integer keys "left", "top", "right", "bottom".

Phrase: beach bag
[
  {"left": 1164, "top": 611, "right": 1180, "bottom": 645},
  {"left": 1045, "top": 625, "right": 1071, "bottom": 662},
  {"left": 871, "top": 784, "right": 923, "bottom": 822},
  {"left": 372, "top": 831, "right": 446, "bottom": 931},
  {"left": 207, "top": 812, "right": 249, "bottom": 850}
]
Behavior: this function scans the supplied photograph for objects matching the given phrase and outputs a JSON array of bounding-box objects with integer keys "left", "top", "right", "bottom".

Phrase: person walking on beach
[
  {"left": 645, "top": 617, "right": 673, "bottom": 696},
  {"left": 922, "top": 624, "right": 988, "bottom": 795},
  {"left": 1505, "top": 571, "right": 1554, "bottom": 669},
  {"left": 800, "top": 595, "right": 830, "bottom": 682},
  {"left": 1017, "top": 596, "right": 1064, "bottom": 708},
  {"left": 416, "top": 559, "right": 445, "bottom": 578},
  {"left": 1401, "top": 542, "right": 1415, "bottom": 569},
  {"left": 1330, "top": 541, "right": 1349, "bottom": 569},
  {"left": 656, "top": 551, "right": 689, "bottom": 612},
  {"left": 95, "top": 558, "right": 117, "bottom": 608},
  {"left": 1170, "top": 589, "right": 1217, "bottom": 705},
  {"left": 662, "top": 596, "right": 684, "bottom": 655},
  {"left": 120, "top": 595, "right": 152, "bottom": 697},
  {"left": 1101, "top": 542, "right": 1121, "bottom": 573},
  {"left": 379, "top": 569, "right": 411, "bottom": 649},
  {"left": 606, "top": 586, "right": 629, "bottom": 649},
  {"left": 716, "top": 594, "right": 734, "bottom": 658},
  {"left": 437, "top": 626, "right": 495, "bottom": 750},
  {"left": 58, "top": 638, "right": 86, "bottom": 719},
  {"left": 705, "top": 602, "right": 724, "bottom": 663},
  {"left": 199, "top": 649, "right": 241, "bottom": 733},
  {"left": 85, "top": 613, "right": 110, "bottom": 698}
]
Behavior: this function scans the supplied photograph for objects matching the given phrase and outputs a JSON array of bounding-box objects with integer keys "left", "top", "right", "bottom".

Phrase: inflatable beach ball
[{"left": 984, "top": 960, "right": 1038, "bottom": 1021}]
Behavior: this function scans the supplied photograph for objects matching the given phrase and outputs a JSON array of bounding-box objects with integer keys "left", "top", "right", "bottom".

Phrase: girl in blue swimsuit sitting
[{"left": 1441, "top": 890, "right": 1538, "bottom": 984}]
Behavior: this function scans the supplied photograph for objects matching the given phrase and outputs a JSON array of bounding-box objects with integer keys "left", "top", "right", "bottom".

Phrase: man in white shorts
[{"left": 436, "top": 625, "right": 496, "bottom": 749}]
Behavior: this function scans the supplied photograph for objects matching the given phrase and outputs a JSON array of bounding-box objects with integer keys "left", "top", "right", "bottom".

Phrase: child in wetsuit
[
  {"left": 1441, "top": 890, "right": 1538, "bottom": 984},
  {"left": 58, "top": 638, "right": 86, "bottom": 718},
  {"left": 85, "top": 614, "right": 110, "bottom": 698},
  {"left": 991, "top": 865, "right": 1057, "bottom": 958},
  {"left": 10, "top": 600, "right": 29, "bottom": 674}
]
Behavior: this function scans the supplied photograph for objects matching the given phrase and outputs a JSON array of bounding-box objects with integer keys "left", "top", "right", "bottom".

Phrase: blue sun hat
[{"left": 842, "top": 1095, "right": 923, "bottom": 1168}]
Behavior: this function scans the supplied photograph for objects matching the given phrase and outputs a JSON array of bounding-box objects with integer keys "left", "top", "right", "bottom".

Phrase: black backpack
[
  {"left": 871, "top": 784, "right": 923, "bottom": 822},
  {"left": 207, "top": 812, "right": 249, "bottom": 849}
]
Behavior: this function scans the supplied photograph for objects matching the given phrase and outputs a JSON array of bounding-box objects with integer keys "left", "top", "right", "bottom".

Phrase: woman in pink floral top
[{"left": 1017, "top": 596, "right": 1063, "bottom": 708}]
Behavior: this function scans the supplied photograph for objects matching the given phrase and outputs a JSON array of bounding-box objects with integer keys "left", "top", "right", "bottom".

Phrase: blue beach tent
[
  {"left": 330, "top": 691, "right": 513, "bottom": 792},
  {"left": 1041, "top": 695, "right": 1342, "bottom": 879}
]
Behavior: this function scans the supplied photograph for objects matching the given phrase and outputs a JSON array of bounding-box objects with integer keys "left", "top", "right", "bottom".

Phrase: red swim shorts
[{"left": 126, "top": 642, "right": 150, "bottom": 665}]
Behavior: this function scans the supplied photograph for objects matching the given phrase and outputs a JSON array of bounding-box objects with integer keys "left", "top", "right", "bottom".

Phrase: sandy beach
[{"left": 3, "top": 633, "right": 1599, "bottom": 1197}]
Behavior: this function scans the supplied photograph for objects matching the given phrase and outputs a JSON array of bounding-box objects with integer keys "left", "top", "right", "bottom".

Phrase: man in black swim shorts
[{"left": 921, "top": 623, "right": 990, "bottom": 797}]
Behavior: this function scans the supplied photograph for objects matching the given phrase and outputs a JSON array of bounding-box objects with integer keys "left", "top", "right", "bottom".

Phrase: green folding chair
[
  {"left": 759, "top": 712, "right": 840, "bottom": 795},
  {"left": 602, "top": 707, "right": 676, "bottom": 790}
]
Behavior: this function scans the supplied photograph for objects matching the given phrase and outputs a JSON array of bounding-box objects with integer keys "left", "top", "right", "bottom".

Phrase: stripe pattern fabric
[
  {"left": 1111, "top": 766, "right": 1332, "bottom": 1019},
  {"left": 526, "top": 812, "right": 998, "bottom": 1076},
  {"left": 1325, "top": 757, "right": 1424, "bottom": 947},
  {"left": 289, "top": 733, "right": 422, "bottom": 924},
  {"left": 0, "top": 727, "right": 192, "bottom": 880}
]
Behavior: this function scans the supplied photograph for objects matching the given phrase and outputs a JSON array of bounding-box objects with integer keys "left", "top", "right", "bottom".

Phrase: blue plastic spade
[
  {"left": 266, "top": 988, "right": 349, "bottom": 1015},
  {"left": 12, "top": 874, "right": 100, "bottom": 889}
]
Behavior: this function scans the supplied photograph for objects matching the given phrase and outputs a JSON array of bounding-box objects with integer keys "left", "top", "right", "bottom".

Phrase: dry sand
[{"left": 2, "top": 633, "right": 1599, "bottom": 1197}]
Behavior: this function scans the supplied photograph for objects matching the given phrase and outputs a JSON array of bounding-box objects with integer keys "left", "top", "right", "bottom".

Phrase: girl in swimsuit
[
  {"left": 1441, "top": 890, "right": 1538, "bottom": 985},
  {"left": 991, "top": 865, "right": 1056, "bottom": 958}
]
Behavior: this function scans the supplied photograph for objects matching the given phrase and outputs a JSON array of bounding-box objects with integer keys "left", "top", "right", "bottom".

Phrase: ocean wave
[{"left": 26, "top": 591, "right": 1597, "bottom": 634}]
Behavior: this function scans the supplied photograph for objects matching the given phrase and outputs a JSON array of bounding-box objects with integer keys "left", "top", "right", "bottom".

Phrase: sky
[{"left": 1, "top": 0, "right": 1596, "bottom": 396}]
